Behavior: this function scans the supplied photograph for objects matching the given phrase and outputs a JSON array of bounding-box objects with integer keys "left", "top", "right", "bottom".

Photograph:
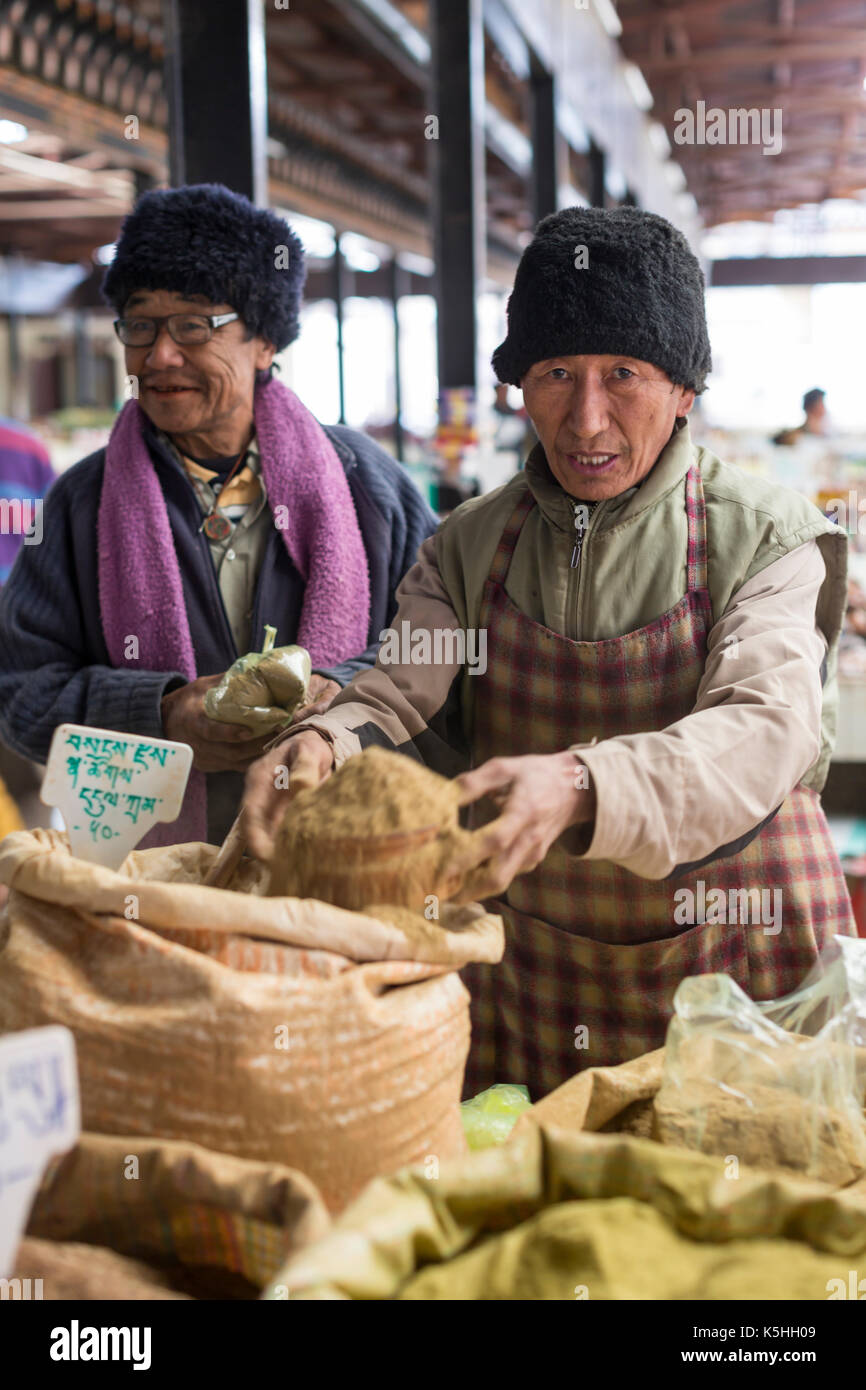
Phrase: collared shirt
[{"left": 158, "top": 431, "right": 274, "bottom": 656}]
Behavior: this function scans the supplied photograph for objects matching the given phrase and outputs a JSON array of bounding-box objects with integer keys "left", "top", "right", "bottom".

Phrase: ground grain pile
[
  {"left": 653, "top": 1079, "right": 866, "bottom": 1186},
  {"left": 268, "top": 747, "right": 483, "bottom": 912}
]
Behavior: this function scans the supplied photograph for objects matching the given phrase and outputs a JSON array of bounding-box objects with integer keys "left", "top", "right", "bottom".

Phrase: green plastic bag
[
  {"left": 460, "top": 1084, "right": 531, "bottom": 1150},
  {"left": 204, "top": 626, "right": 311, "bottom": 734}
]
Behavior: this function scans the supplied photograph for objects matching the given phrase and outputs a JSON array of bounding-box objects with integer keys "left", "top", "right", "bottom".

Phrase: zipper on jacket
[
  {"left": 567, "top": 498, "right": 607, "bottom": 638},
  {"left": 570, "top": 502, "right": 588, "bottom": 570}
]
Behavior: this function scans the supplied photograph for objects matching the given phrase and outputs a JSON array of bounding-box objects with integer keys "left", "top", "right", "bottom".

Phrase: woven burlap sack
[
  {"left": 13, "top": 1238, "right": 191, "bottom": 1301},
  {"left": 16, "top": 1128, "right": 332, "bottom": 1299},
  {"left": 0, "top": 830, "right": 504, "bottom": 1213}
]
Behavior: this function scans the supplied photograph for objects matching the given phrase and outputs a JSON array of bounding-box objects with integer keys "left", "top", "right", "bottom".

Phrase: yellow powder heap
[
  {"left": 267, "top": 747, "right": 480, "bottom": 912},
  {"left": 290, "top": 746, "right": 461, "bottom": 837}
]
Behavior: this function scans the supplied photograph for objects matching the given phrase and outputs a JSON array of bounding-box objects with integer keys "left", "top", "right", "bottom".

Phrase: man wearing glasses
[{"left": 0, "top": 183, "right": 437, "bottom": 846}]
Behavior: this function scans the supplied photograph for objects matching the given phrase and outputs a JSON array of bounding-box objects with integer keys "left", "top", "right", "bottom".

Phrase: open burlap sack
[
  {"left": 13, "top": 1237, "right": 192, "bottom": 1301},
  {"left": 13, "top": 1129, "right": 330, "bottom": 1299},
  {"left": 0, "top": 830, "right": 504, "bottom": 1213},
  {"left": 517, "top": 1048, "right": 666, "bottom": 1139},
  {"left": 266, "top": 1121, "right": 866, "bottom": 1300},
  {"left": 518, "top": 1042, "right": 866, "bottom": 1188}
]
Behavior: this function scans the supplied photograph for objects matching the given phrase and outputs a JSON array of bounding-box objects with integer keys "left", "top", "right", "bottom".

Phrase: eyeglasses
[{"left": 113, "top": 311, "right": 240, "bottom": 347}]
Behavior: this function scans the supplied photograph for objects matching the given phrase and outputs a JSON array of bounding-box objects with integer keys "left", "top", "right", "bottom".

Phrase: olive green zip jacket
[{"left": 300, "top": 421, "right": 847, "bottom": 879}]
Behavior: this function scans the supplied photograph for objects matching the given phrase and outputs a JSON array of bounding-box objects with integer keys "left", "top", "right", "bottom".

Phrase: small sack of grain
[
  {"left": 654, "top": 957, "right": 866, "bottom": 1186},
  {"left": 267, "top": 747, "right": 487, "bottom": 912},
  {"left": 205, "top": 627, "right": 311, "bottom": 734}
]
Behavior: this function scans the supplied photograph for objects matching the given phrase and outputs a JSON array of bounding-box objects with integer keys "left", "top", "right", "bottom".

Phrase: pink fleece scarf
[{"left": 97, "top": 377, "right": 371, "bottom": 846}]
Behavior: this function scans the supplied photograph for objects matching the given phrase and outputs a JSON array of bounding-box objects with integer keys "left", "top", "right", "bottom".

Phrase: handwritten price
[{"left": 88, "top": 819, "right": 117, "bottom": 843}]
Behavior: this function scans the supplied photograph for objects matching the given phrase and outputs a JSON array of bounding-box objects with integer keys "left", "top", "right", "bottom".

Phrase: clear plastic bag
[
  {"left": 460, "top": 1084, "right": 532, "bottom": 1150},
  {"left": 204, "top": 627, "right": 311, "bottom": 734},
  {"left": 653, "top": 935, "right": 866, "bottom": 1185}
]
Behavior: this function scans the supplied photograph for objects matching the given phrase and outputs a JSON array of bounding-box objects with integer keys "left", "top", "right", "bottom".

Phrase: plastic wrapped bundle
[
  {"left": 653, "top": 939, "right": 866, "bottom": 1186},
  {"left": 205, "top": 626, "right": 311, "bottom": 733},
  {"left": 460, "top": 1084, "right": 532, "bottom": 1150}
]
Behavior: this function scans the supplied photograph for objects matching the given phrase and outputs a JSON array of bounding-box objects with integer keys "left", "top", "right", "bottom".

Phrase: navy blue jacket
[{"left": 0, "top": 421, "right": 437, "bottom": 839}]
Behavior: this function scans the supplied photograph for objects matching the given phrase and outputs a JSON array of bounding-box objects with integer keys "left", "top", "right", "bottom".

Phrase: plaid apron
[{"left": 462, "top": 465, "right": 855, "bottom": 1100}]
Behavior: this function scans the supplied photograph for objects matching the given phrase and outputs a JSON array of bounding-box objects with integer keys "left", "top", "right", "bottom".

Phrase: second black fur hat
[
  {"left": 102, "top": 183, "right": 306, "bottom": 352},
  {"left": 492, "top": 206, "right": 711, "bottom": 392}
]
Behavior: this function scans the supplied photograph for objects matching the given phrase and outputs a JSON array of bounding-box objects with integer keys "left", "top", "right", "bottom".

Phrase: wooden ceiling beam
[
  {"left": 288, "top": 51, "right": 379, "bottom": 83},
  {"left": 649, "top": 96, "right": 866, "bottom": 152},
  {"left": 64, "top": 150, "right": 116, "bottom": 169},
  {"left": 638, "top": 40, "right": 866, "bottom": 72},
  {"left": 263, "top": 13, "right": 322, "bottom": 48},
  {"left": 323, "top": 0, "right": 428, "bottom": 90},
  {"left": 0, "top": 144, "right": 130, "bottom": 196},
  {"left": 833, "top": 108, "right": 860, "bottom": 176},
  {"left": 0, "top": 197, "right": 127, "bottom": 218},
  {"left": 620, "top": 0, "right": 835, "bottom": 30},
  {"left": 703, "top": 195, "right": 862, "bottom": 224},
  {"left": 690, "top": 177, "right": 841, "bottom": 201},
  {"left": 682, "top": 143, "right": 865, "bottom": 171},
  {"left": 668, "top": 13, "right": 701, "bottom": 107},
  {"left": 658, "top": 83, "right": 866, "bottom": 109},
  {"left": 695, "top": 174, "right": 866, "bottom": 196},
  {"left": 688, "top": 169, "right": 836, "bottom": 193},
  {"left": 627, "top": 22, "right": 866, "bottom": 46},
  {"left": 371, "top": 107, "right": 426, "bottom": 130},
  {"left": 672, "top": 130, "right": 866, "bottom": 160}
]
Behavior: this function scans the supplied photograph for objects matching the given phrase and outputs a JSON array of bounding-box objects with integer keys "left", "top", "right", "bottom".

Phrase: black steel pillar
[
  {"left": 163, "top": 0, "right": 268, "bottom": 203},
  {"left": 333, "top": 237, "right": 348, "bottom": 426},
  {"left": 588, "top": 140, "right": 606, "bottom": 208},
  {"left": 429, "top": 0, "right": 486, "bottom": 394},
  {"left": 529, "top": 58, "right": 557, "bottom": 225},
  {"left": 389, "top": 258, "right": 408, "bottom": 462}
]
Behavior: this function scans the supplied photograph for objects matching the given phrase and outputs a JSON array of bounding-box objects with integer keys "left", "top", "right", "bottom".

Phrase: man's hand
[
  {"left": 244, "top": 729, "right": 334, "bottom": 862},
  {"left": 161, "top": 673, "right": 274, "bottom": 773},
  {"left": 289, "top": 674, "right": 341, "bottom": 724},
  {"left": 451, "top": 751, "right": 596, "bottom": 903}
]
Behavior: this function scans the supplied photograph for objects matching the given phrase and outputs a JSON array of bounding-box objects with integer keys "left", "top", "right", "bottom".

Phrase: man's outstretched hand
[
  {"left": 244, "top": 729, "right": 334, "bottom": 862},
  {"left": 289, "top": 674, "right": 341, "bottom": 723},
  {"left": 450, "top": 751, "right": 596, "bottom": 904}
]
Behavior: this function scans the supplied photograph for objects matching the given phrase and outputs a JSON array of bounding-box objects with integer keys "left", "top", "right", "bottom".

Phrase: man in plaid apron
[{"left": 247, "top": 207, "right": 855, "bottom": 1102}]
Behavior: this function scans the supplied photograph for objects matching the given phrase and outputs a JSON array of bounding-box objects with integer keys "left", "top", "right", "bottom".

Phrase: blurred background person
[
  {"left": 0, "top": 416, "right": 55, "bottom": 833},
  {"left": 0, "top": 415, "right": 55, "bottom": 583},
  {"left": 492, "top": 382, "right": 535, "bottom": 470},
  {"left": 773, "top": 388, "right": 829, "bottom": 446}
]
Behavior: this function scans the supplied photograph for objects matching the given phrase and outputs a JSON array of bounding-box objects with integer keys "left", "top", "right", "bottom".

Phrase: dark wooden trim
[{"left": 710, "top": 256, "right": 866, "bottom": 286}]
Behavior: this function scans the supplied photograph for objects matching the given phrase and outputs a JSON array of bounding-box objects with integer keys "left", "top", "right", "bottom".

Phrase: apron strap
[
  {"left": 685, "top": 463, "right": 708, "bottom": 593},
  {"left": 486, "top": 487, "right": 536, "bottom": 587}
]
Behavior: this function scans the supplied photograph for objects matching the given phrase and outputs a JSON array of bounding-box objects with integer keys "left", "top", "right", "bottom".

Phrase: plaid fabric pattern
[{"left": 463, "top": 466, "right": 855, "bottom": 1100}]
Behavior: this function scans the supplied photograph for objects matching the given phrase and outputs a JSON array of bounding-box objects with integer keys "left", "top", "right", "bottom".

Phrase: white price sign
[
  {"left": 0, "top": 1027, "right": 80, "bottom": 1278},
  {"left": 41, "top": 723, "right": 193, "bottom": 869}
]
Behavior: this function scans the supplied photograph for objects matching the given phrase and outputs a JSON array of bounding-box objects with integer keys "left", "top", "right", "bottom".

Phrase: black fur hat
[
  {"left": 102, "top": 183, "right": 306, "bottom": 351},
  {"left": 493, "top": 206, "right": 711, "bottom": 392}
]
